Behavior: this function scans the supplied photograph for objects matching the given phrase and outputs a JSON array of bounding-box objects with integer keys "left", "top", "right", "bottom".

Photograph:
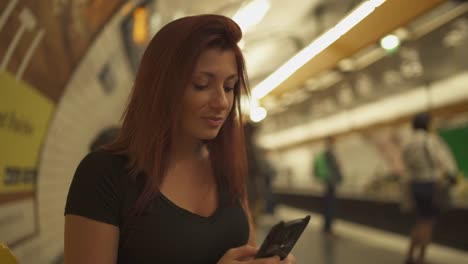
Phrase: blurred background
[{"left": 0, "top": 0, "right": 467, "bottom": 263}]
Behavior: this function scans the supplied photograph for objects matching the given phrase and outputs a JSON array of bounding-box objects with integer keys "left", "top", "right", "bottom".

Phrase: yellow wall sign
[
  {"left": 0, "top": 243, "right": 19, "bottom": 264},
  {"left": 0, "top": 71, "right": 55, "bottom": 194}
]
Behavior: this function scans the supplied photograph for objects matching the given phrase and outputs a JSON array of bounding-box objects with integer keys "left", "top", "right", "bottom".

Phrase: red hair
[{"left": 105, "top": 15, "right": 249, "bottom": 214}]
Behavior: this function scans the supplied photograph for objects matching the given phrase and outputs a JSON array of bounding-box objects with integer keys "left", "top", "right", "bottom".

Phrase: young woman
[{"left": 64, "top": 15, "right": 296, "bottom": 264}]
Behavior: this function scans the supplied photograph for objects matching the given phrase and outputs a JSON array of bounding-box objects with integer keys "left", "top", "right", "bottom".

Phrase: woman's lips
[{"left": 204, "top": 117, "right": 224, "bottom": 127}]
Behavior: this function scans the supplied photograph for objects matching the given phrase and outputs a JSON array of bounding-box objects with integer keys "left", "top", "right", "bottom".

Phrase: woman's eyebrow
[
  {"left": 198, "top": 71, "right": 238, "bottom": 80},
  {"left": 226, "top": 74, "right": 239, "bottom": 81}
]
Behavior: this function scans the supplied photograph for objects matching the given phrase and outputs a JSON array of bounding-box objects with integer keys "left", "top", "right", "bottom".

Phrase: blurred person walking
[
  {"left": 89, "top": 126, "right": 120, "bottom": 152},
  {"left": 402, "top": 112, "right": 458, "bottom": 264},
  {"left": 313, "top": 137, "right": 343, "bottom": 237},
  {"left": 244, "top": 123, "right": 264, "bottom": 223},
  {"left": 244, "top": 123, "right": 277, "bottom": 222},
  {"left": 262, "top": 157, "right": 277, "bottom": 215}
]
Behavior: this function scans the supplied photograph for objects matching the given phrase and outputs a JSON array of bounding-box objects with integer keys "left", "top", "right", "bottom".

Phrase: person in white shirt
[{"left": 402, "top": 112, "right": 458, "bottom": 264}]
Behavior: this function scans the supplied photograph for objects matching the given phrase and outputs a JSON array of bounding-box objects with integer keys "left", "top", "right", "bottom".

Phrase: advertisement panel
[{"left": 0, "top": 70, "right": 54, "bottom": 245}]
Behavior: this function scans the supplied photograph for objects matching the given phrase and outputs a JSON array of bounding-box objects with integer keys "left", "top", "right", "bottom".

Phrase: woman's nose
[{"left": 210, "top": 86, "right": 229, "bottom": 109}]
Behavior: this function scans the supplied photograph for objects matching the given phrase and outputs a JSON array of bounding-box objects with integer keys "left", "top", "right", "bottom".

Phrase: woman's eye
[
  {"left": 224, "top": 86, "right": 234, "bottom": 93},
  {"left": 193, "top": 84, "right": 208, "bottom": 90},
  {"left": 224, "top": 82, "right": 237, "bottom": 93}
]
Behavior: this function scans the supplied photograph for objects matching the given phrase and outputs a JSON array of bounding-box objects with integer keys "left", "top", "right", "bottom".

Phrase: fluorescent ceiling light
[
  {"left": 250, "top": 106, "right": 267, "bottom": 122},
  {"left": 241, "top": 95, "right": 267, "bottom": 122},
  {"left": 380, "top": 34, "right": 400, "bottom": 51},
  {"left": 233, "top": 0, "right": 271, "bottom": 32},
  {"left": 251, "top": 0, "right": 386, "bottom": 100}
]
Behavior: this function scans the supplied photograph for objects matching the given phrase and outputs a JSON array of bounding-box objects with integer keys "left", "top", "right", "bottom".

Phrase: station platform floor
[{"left": 255, "top": 206, "right": 468, "bottom": 264}]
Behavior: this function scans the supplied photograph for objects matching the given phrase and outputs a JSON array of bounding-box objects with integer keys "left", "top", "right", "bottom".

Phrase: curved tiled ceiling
[{"left": 0, "top": 0, "right": 125, "bottom": 102}]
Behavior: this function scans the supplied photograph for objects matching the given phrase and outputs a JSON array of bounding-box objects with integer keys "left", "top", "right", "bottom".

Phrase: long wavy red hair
[{"left": 105, "top": 14, "right": 249, "bottom": 214}]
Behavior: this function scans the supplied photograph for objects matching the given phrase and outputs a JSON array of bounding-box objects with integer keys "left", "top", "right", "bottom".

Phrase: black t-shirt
[{"left": 65, "top": 151, "right": 250, "bottom": 264}]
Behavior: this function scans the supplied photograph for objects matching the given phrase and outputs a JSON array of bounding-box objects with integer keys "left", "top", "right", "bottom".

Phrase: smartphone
[{"left": 255, "top": 215, "right": 310, "bottom": 260}]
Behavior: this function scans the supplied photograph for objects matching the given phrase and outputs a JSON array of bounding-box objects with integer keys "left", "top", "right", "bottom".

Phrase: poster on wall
[{"left": 0, "top": 71, "right": 54, "bottom": 245}]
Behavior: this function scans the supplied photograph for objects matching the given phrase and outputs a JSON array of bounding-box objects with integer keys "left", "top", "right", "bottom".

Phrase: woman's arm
[{"left": 64, "top": 215, "right": 119, "bottom": 264}]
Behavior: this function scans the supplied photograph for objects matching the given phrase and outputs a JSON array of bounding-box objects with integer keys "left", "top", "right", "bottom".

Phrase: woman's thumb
[{"left": 225, "top": 245, "right": 258, "bottom": 259}]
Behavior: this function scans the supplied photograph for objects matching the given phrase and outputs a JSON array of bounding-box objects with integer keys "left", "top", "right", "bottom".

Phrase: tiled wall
[{"left": 10, "top": 11, "right": 133, "bottom": 264}]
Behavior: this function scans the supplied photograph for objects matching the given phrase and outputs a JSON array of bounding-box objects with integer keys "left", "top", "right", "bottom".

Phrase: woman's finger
[
  {"left": 248, "top": 255, "right": 281, "bottom": 264},
  {"left": 225, "top": 245, "right": 258, "bottom": 260}
]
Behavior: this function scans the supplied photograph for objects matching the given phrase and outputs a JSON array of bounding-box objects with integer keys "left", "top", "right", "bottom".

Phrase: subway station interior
[{"left": 1, "top": 0, "right": 468, "bottom": 263}]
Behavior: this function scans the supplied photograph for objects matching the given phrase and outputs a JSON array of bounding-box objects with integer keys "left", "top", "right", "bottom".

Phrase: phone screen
[{"left": 255, "top": 215, "right": 310, "bottom": 260}]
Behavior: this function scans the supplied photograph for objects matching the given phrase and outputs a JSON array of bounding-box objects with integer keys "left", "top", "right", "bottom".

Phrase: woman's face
[{"left": 180, "top": 48, "right": 238, "bottom": 140}]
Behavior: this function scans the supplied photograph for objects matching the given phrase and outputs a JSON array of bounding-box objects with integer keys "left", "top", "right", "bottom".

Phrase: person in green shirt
[{"left": 313, "top": 137, "right": 343, "bottom": 236}]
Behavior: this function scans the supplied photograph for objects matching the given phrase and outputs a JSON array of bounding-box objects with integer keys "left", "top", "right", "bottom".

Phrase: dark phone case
[{"left": 255, "top": 215, "right": 310, "bottom": 260}]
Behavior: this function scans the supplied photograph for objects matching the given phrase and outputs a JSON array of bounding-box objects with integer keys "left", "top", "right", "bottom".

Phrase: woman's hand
[
  {"left": 217, "top": 245, "right": 296, "bottom": 264},
  {"left": 217, "top": 245, "right": 277, "bottom": 264}
]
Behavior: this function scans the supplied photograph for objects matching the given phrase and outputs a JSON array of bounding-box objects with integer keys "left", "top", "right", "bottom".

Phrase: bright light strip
[
  {"left": 251, "top": 0, "right": 386, "bottom": 100},
  {"left": 250, "top": 106, "right": 267, "bottom": 122},
  {"left": 233, "top": 0, "right": 271, "bottom": 32},
  {"left": 241, "top": 95, "right": 267, "bottom": 122}
]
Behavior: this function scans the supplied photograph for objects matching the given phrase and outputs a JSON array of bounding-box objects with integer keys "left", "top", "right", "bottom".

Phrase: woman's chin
[
  {"left": 198, "top": 131, "right": 220, "bottom": 141},
  {"left": 201, "top": 134, "right": 218, "bottom": 141}
]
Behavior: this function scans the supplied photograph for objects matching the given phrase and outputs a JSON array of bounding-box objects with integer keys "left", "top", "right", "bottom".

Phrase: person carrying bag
[
  {"left": 423, "top": 140, "right": 457, "bottom": 213},
  {"left": 401, "top": 112, "right": 458, "bottom": 264}
]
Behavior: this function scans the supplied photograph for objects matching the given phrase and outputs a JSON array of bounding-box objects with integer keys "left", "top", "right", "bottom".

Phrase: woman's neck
[
  {"left": 169, "top": 134, "right": 208, "bottom": 165},
  {"left": 165, "top": 134, "right": 212, "bottom": 185}
]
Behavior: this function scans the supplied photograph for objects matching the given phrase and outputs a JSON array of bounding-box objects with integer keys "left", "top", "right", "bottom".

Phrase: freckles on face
[{"left": 180, "top": 48, "right": 239, "bottom": 140}]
